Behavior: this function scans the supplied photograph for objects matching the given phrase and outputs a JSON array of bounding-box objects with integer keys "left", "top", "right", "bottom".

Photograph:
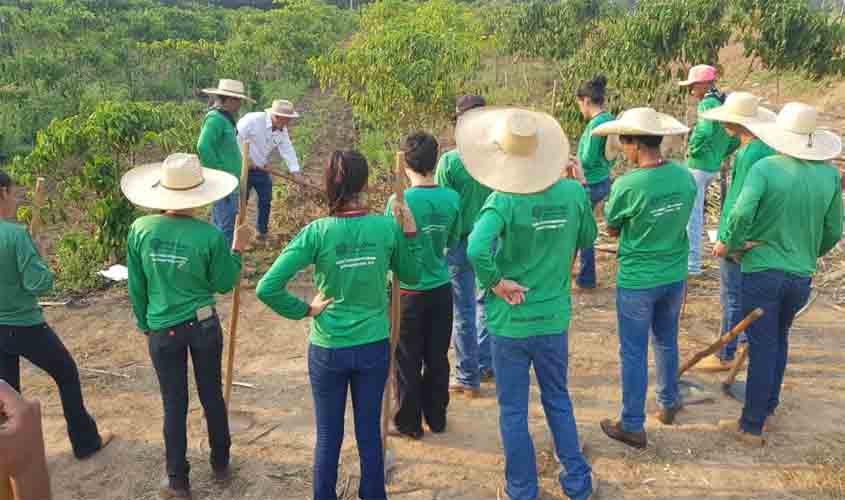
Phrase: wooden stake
[
  {"left": 224, "top": 142, "right": 251, "bottom": 407},
  {"left": 382, "top": 152, "right": 405, "bottom": 463},
  {"left": 29, "top": 177, "right": 46, "bottom": 254}
]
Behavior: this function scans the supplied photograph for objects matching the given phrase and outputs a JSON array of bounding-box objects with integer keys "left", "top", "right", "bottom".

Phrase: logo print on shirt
[
  {"left": 648, "top": 193, "right": 684, "bottom": 218},
  {"left": 335, "top": 242, "right": 377, "bottom": 270},
  {"left": 422, "top": 212, "right": 449, "bottom": 235},
  {"left": 150, "top": 238, "right": 190, "bottom": 269},
  {"left": 531, "top": 205, "right": 569, "bottom": 231}
]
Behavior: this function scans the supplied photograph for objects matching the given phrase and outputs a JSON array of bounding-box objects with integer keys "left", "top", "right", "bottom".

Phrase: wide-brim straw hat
[
  {"left": 746, "top": 102, "right": 842, "bottom": 161},
  {"left": 202, "top": 79, "right": 255, "bottom": 103},
  {"left": 455, "top": 107, "right": 569, "bottom": 194},
  {"left": 678, "top": 64, "right": 717, "bottom": 86},
  {"left": 592, "top": 107, "right": 689, "bottom": 137},
  {"left": 699, "top": 91, "right": 776, "bottom": 126},
  {"left": 266, "top": 99, "right": 300, "bottom": 118},
  {"left": 121, "top": 153, "right": 238, "bottom": 211}
]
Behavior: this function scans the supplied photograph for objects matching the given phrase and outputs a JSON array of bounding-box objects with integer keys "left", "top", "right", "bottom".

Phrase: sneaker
[
  {"left": 449, "top": 382, "right": 480, "bottom": 398},
  {"left": 600, "top": 419, "right": 647, "bottom": 449},
  {"left": 718, "top": 419, "right": 766, "bottom": 447},
  {"left": 696, "top": 354, "right": 734, "bottom": 372},
  {"left": 655, "top": 403, "right": 683, "bottom": 425},
  {"left": 159, "top": 478, "right": 192, "bottom": 499}
]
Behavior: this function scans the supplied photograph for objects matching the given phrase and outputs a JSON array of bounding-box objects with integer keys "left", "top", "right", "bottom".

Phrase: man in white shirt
[{"left": 237, "top": 99, "right": 304, "bottom": 242}]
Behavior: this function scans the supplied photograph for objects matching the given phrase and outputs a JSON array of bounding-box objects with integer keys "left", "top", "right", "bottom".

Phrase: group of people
[{"left": 0, "top": 64, "right": 841, "bottom": 500}]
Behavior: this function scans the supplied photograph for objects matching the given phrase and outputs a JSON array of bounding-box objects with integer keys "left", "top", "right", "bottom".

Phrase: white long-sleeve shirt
[{"left": 236, "top": 111, "right": 301, "bottom": 173}]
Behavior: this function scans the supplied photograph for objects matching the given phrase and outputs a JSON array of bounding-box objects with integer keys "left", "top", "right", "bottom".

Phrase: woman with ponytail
[
  {"left": 573, "top": 75, "right": 615, "bottom": 289},
  {"left": 256, "top": 150, "right": 422, "bottom": 500}
]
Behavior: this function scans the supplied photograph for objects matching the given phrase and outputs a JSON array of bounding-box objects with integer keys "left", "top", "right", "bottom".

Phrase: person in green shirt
[
  {"left": 0, "top": 170, "right": 113, "bottom": 462},
  {"left": 573, "top": 75, "right": 615, "bottom": 289},
  {"left": 122, "top": 153, "right": 252, "bottom": 499},
  {"left": 694, "top": 92, "right": 777, "bottom": 372},
  {"left": 679, "top": 65, "right": 741, "bottom": 275},
  {"left": 435, "top": 94, "right": 495, "bottom": 395},
  {"left": 592, "top": 108, "right": 696, "bottom": 449},
  {"left": 256, "top": 150, "right": 421, "bottom": 500},
  {"left": 384, "top": 133, "right": 461, "bottom": 440},
  {"left": 717, "top": 103, "right": 843, "bottom": 446},
  {"left": 197, "top": 79, "right": 254, "bottom": 248},
  {"left": 460, "top": 107, "right": 596, "bottom": 500}
]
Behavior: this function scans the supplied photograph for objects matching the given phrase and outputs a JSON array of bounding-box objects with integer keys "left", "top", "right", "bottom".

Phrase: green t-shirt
[
  {"left": 0, "top": 220, "right": 52, "bottom": 326},
  {"left": 197, "top": 109, "right": 242, "bottom": 185},
  {"left": 723, "top": 155, "right": 843, "bottom": 276},
  {"left": 688, "top": 96, "right": 741, "bottom": 173},
  {"left": 435, "top": 149, "right": 493, "bottom": 238},
  {"left": 127, "top": 215, "right": 242, "bottom": 332},
  {"left": 604, "top": 161, "right": 697, "bottom": 289},
  {"left": 256, "top": 213, "right": 423, "bottom": 349},
  {"left": 578, "top": 111, "right": 615, "bottom": 184},
  {"left": 467, "top": 179, "right": 597, "bottom": 338},
  {"left": 385, "top": 186, "right": 461, "bottom": 291},
  {"left": 717, "top": 139, "right": 776, "bottom": 241}
]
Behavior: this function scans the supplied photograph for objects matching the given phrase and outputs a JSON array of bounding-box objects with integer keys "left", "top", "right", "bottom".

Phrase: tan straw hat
[
  {"left": 592, "top": 107, "right": 689, "bottom": 137},
  {"left": 699, "top": 92, "right": 776, "bottom": 126},
  {"left": 202, "top": 79, "right": 255, "bottom": 103},
  {"left": 455, "top": 107, "right": 569, "bottom": 194},
  {"left": 266, "top": 99, "right": 300, "bottom": 118},
  {"left": 121, "top": 153, "right": 238, "bottom": 211},
  {"left": 746, "top": 102, "right": 842, "bottom": 161}
]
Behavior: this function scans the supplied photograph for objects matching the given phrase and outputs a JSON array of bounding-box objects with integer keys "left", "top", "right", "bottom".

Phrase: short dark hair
[
  {"left": 401, "top": 132, "right": 439, "bottom": 175},
  {"left": 325, "top": 150, "right": 369, "bottom": 214},
  {"left": 576, "top": 75, "right": 608, "bottom": 105},
  {"left": 455, "top": 95, "right": 486, "bottom": 118},
  {"left": 620, "top": 134, "right": 664, "bottom": 148},
  {"left": 0, "top": 170, "right": 11, "bottom": 189}
]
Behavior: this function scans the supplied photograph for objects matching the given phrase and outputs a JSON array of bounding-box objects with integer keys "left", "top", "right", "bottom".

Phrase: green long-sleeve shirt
[
  {"left": 688, "top": 96, "right": 741, "bottom": 173},
  {"left": 578, "top": 111, "right": 615, "bottom": 184},
  {"left": 385, "top": 186, "right": 461, "bottom": 291},
  {"left": 0, "top": 220, "right": 53, "bottom": 326},
  {"left": 467, "top": 179, "right": 597, "bottom": 338},
  {"left": 127, "top": 215, "right": 242, "bottom": 332},
  {"left": 435, "top": 149, "right": 493, "bottom": 238},
  {"left": 716, "top": 139, "right": 776, "bottom": 241},
  {"left": 256, "top": 213, "right": 423, "bottom": 348},
  {"left": 723, "top": 155, "right": 843, "bottom": 276},
  {"left": 197, "top": 109, "right": 242, "bottom": 185}
]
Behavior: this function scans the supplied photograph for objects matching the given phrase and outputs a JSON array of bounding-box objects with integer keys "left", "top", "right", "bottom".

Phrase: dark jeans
[
  {"left": 719, "top": 257, "right": 744, "bottom": 361},
  {"left": 0, "top": 323, "right": 102, "bottom": 459},
  {"left": 247, "top": 168, "right": 273, "bottom": 235},
  {"left": 740, "top": 270, "right": 811, "bottom": 435},
  {"left": 309, "top": 340, "right": 389, "bottom": 500},
  {"left": 394, "top": 284, "right": 454, "bottom": 435},
  {"left": 148, "top": 314, "right": 231, "bottom": 488},
  {"left": 576, "top": 178, "right": 611, "bottom": 288}
]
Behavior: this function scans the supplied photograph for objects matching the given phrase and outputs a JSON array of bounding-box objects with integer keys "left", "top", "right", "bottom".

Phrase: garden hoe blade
[
  {"left": 721, "top": 344, "right": 749, "bottom": 403},
  {"left": 678, "top": 378, "right": 716, "bottom": 405}
]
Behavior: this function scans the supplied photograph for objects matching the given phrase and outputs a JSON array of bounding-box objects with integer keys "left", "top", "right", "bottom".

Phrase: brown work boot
[
  {"left": 696, "top": 354, "right": 734, "bottom": 372},
  {"left": 159, "top": 478, "right": 192, "bottom": 499},
  {"left": 600, "top": 419, "right": 647, "bottom": 449},
  {"left": 449, "top": 382, "right": 480, "bottom": 398},
  {"left": 718, "top": 419, "right": 766, "bottom": 447},
  {"left": 77, "top": 431, "right": 115, "bottom": 460},
  {"left": 655, "top": 403, "right": 683, "bottom": 425}
]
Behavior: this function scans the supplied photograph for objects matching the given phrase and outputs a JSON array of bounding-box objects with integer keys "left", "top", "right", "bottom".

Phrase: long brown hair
[{"left": 325, "top": 150, "right": 369, "bottom": 214}]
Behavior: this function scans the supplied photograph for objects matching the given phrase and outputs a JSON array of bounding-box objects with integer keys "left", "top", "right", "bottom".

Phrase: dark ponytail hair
[
  {"left": 325, "top": 150, "right": 369, "bottom": 214},
  {"left": 576, "top": 75, "right": 608, "bottom": 106}
]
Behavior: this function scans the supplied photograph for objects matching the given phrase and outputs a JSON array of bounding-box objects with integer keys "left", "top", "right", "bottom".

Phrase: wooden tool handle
[
  {"left": 679, "top": 307, "right": 763, "bottom": 376},
  {"left": 29, "top": 177, "right": 46, "bottom": 255},
  {"left": 723, "top": 344, "right": 749, "bottom": 386}
]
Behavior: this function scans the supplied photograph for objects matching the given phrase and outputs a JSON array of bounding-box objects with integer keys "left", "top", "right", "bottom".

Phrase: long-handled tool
[
  {"left": 721, "top": 344, "right": 749, "bottom": 402},
  {"left": 679, "top": 308, "right": 763, "bottom": 376},
  {"left": 223, "top": 142, "right": 255, "bottom": 433},
  {"left": 382, "top": 152, "right": 405, "bottom": 477}
]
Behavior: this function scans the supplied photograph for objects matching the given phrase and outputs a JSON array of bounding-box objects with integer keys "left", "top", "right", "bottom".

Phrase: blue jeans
[
  {"left": 308, "top": 340, "right": 390, "bottom": 500},
  {"left": 740, "top": 270, "right": 811, "bottom": 436},
  {"left": 616, "top": 281, "right": 685, "bottom": 432},
  {"left": 719, "top": 257, "right": 744, "bottom": 361},
  {"left": 491, "top": 333, "right": 592, "bottom": 500},
  {"left": 246, "top": 169, "right": 273, "bottom": 236},
  {"left": 576, "top": 178, "right": 611, "bottom": 288},
  {"left": 212, "top": 190, "right": 240, "bottom": 248},
  {"left": 686, "top": 169, "right": 717, "bottom": 273},
  {"left": 447, "top": 238, "right": 492, "bottom": 388}
]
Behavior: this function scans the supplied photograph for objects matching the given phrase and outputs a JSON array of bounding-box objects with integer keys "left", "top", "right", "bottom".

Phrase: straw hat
[
  {"left": 266, "top": 99, "right": 300, "bottom": 118},
  {"left": 678, "top": 65, "right": 717, "bottom": 87},
  {"left": 591, "top": 107, "right": 689, "bottom": 137},
  {"left": 455, "top": 107, "right": 569, "bottom": 194},
  {"left": 202, "top": 79, "right": 255, "bottom": 103},
  {"left": 699, "top": 92, "right": 776, "bottom": 127},
  {"left": 747, "top": 102, "right": 842, "bottom": 161},
  {"left": 121, "top": 153, "right": 238, "bottom": 211}
]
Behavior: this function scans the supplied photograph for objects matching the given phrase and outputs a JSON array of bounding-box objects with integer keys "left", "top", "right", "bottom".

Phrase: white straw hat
[
  {"left": 747, "top": 102, "right": 842, "bottom": 161},
  {"left": 699, "top": 92, "right": 776, "bottom": 126},
  {"left": 455, "top": 107, "right": 569, "bottom": 194},
  {"left": 202, "top": 79, "right": 255, "bottom": 103},
  {"left": 591, "top": 107, "right": 689, "bottom": 137},
  {"left": 266, "top": 99, "right": 300, "bottom": 118},
  {"left": 121, "top": 153, "right": 238, "bottom": 211}
]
